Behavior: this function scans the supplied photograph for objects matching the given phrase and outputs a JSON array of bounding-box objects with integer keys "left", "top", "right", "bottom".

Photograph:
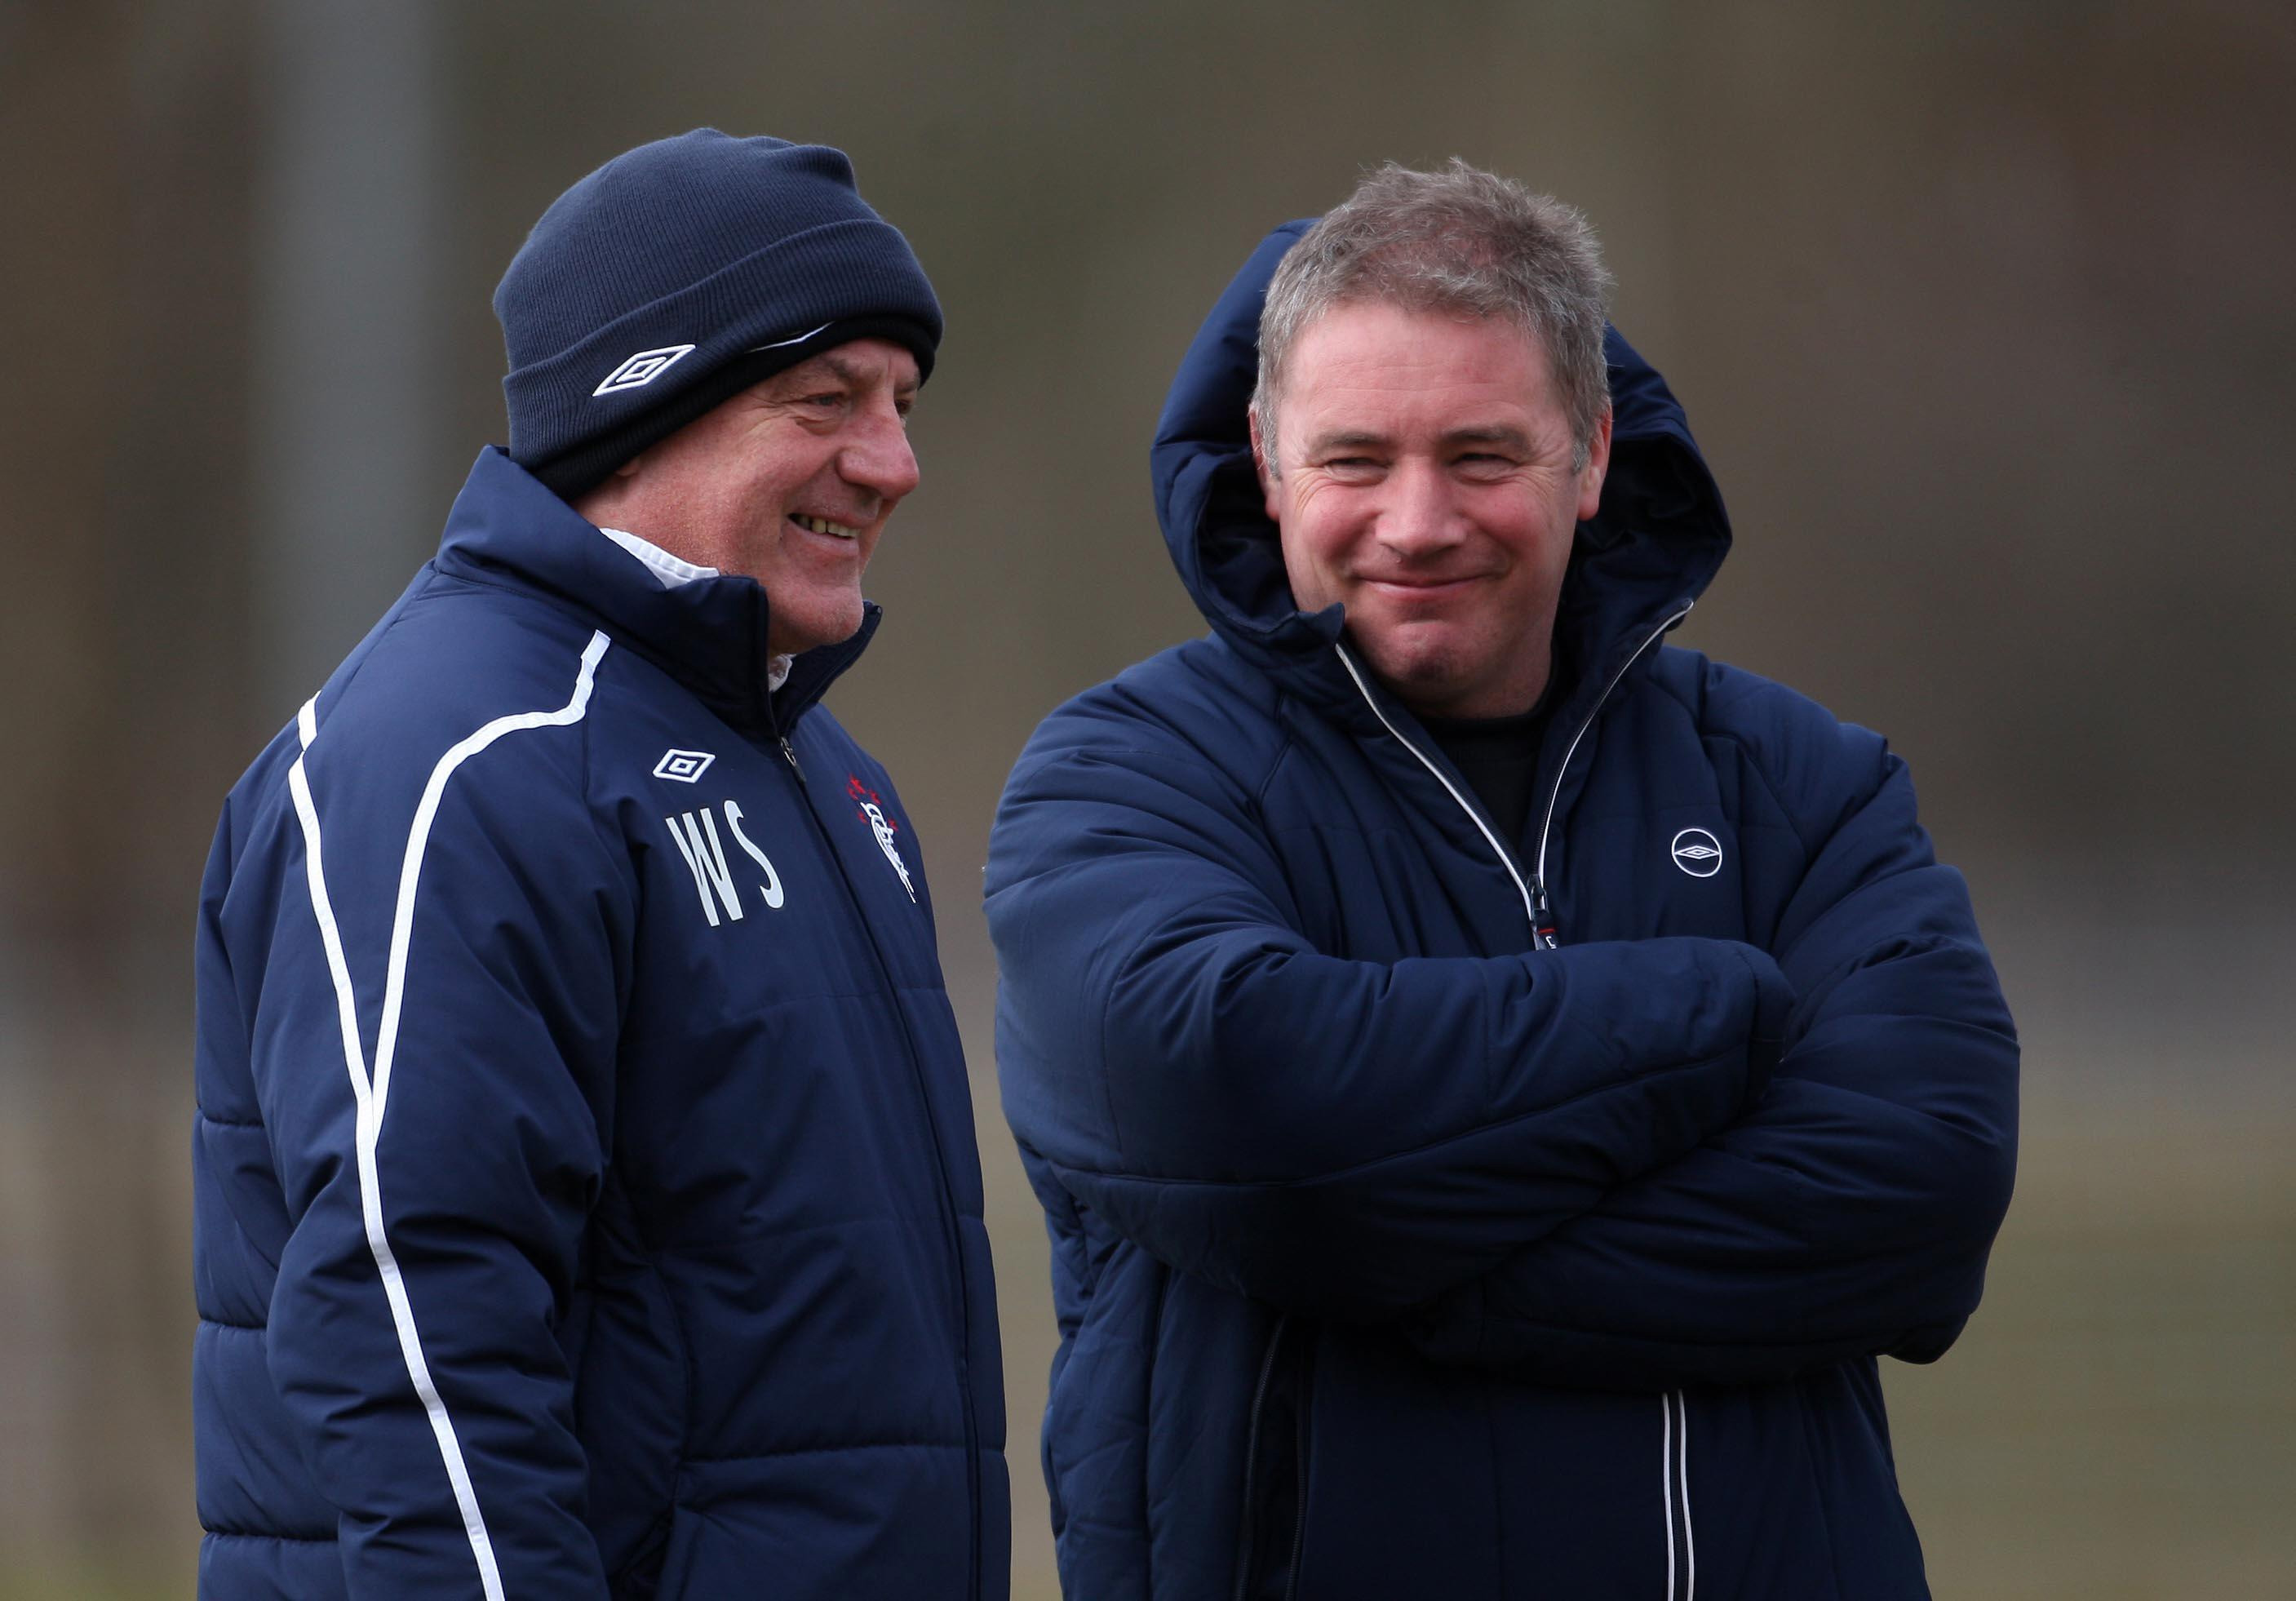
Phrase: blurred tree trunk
[{"left": 0, "top": 0, "right": 259, "bottom": 1584}]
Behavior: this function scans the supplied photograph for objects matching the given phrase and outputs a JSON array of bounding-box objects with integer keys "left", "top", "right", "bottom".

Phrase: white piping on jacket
[
  {"left": 287, "top": 628, "right": 612, "bottom": 1601},
  {"left": 1661, "top": 1390, "right": 1695, "bottom": 1599}
]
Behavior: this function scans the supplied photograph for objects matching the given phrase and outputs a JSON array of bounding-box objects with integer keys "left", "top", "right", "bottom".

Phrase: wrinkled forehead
[{"left": 768, "top": 337, "right": 923, "bottom": 397}]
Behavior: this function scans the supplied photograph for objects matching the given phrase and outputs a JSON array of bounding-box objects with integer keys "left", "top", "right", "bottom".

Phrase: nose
[
  {"left": 840, "top": 401, "right": 921, "bottom": 506},
  {"left": 1373, "top": 459, "right": 1465, "bottom": 562}
]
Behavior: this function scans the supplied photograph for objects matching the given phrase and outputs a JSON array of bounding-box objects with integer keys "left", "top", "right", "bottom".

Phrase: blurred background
[{"left": 2, "top": 0, "right": 2291, "bottom": 1594}]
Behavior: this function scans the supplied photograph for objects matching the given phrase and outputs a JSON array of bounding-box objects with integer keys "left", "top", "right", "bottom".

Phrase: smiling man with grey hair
[{"left": 987, "top": 160, "right": 2016, "bottom": 1599}]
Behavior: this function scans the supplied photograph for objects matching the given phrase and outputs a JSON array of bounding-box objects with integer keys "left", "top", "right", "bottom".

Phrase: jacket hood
[{"left": 1150, "top": 220, "right": 1734, "bottom": 719}]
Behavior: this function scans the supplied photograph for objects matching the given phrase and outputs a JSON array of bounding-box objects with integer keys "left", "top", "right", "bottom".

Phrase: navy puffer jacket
[
  {"left": 986, "top": 223, "right": 2017, "bottom": 1600},
  {"left": 194, "top": 449, "right": 1006, "bottom": 1599}
]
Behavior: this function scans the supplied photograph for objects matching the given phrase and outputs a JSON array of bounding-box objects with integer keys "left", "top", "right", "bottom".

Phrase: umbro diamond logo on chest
[
  {"left": 1670, "top": 827, "right": 1724, "bottom": 877},
  {"left": 653, "top": 748, "right": 716, "bottom": 783},
  {"left": 595, "top": 344, "right": 695, "bottom": 396}
]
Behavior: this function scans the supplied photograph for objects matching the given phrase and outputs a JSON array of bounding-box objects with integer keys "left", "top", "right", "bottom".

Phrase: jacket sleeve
[
  {"left": 987, "top": 694, "right": 1794, "bottom": 1321},
  {"left": 1403, "top": 698, "right": 2019, "bottom": 1388},
  {"left": 249, "top": 708, "right": 627, "bottom": 1598}
]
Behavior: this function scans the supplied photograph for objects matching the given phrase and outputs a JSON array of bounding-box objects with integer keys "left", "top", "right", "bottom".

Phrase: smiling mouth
[
  {"left": 1363, "top": 574, "right": 1483, "bottom": 594},
  {"left": 791, "top": 513, "right": 862, "bottom": 541}
]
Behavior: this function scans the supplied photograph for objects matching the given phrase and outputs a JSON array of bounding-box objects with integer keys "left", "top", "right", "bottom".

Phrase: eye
[{"left": 1454, "top": 451, "right": 1516, "bottom": 476}]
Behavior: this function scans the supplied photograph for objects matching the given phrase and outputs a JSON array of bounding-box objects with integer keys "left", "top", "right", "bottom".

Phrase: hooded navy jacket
[
  {"left": 986, "top": 223, "right": 2018, "bottom": 1599},
  {"left": 193, "top": 448, "right": 1007, "bottom": 1600}
]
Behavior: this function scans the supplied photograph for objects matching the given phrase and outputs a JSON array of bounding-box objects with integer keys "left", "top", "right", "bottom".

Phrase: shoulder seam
[
  {"left": 1250, "top": 713, "right": 1301, "bottom": 811},
  {"left": 574, "top": 645, "right": 632, "bottom": 894}
]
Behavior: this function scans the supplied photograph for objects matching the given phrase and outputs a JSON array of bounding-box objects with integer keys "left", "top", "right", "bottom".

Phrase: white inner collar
[
  {"left": 600, "top": 526, "right": 719, "bottom": 588},
  {"left": 598, "top": 526, "right": 791, "bottom": 692}
]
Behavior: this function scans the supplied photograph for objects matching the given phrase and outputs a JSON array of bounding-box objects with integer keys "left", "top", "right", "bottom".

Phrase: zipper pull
[
  {"left": 778, "top": 736, "right": 806, "bottom": 785},
  {"left": 1531, "top": 883, "right": 1559, "bottom": 950}
]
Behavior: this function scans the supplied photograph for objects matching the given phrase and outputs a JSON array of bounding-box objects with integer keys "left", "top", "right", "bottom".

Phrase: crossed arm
[{"left": 987, "top": 696, "right": 2016, "bottom": 1386}]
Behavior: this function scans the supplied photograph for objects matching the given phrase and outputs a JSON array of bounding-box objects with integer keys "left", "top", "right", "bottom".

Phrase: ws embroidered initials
[{"left": 663, "top": 801, "right": 784, "bottom": 925}]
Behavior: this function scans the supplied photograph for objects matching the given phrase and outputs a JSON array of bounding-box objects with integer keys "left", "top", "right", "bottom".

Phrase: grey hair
[{"left": 1250, "top": 159, "right": 1614, "bottom": 474}]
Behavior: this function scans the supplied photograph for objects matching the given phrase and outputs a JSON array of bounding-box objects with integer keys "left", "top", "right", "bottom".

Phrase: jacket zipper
[
  {"left": 1527, "top": 605, "right": 1691, "bottom": 948},
  {"left": 1336, "top": 601, "right": 1691, "bottom": 950},
  {"left": 775, "top": 733, "right": 983, "bottom": 1601},
  {"left": 1332, "top": 646, "right": 1537, "bottom": 934}
]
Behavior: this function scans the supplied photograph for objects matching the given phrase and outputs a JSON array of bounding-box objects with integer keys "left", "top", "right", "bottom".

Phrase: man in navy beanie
[{"left": 193, "top": 131, "right": 1008, "bottom": 1600}]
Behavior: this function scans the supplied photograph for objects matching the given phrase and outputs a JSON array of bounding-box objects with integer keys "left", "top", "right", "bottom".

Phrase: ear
[
  {"left": 570, "top": 449, "right": 649, "bottom": 528},
  {"left": 1575, "top": 403, "right": 1614, "bottom": 522},
  {"left": 1248, "top": 410, "right": 1281, "bottom": 521}
]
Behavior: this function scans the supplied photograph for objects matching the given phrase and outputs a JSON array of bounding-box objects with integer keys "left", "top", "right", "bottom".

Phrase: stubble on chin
[{"left": 1359, "top": 626, "right": 1467, "bottom": 704}]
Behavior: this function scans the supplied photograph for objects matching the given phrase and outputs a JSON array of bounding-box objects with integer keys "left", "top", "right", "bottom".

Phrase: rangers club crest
[{"left": 847, "top": 775, "right": 916, "bottom": 902}]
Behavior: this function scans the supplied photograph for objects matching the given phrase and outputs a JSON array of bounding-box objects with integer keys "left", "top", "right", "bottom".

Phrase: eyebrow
[
  {"left": 790, "top": 351, "right": 920, "bottom": 396},
  {"left": 1305, "top": 428, "right": 1391, "bottom": 455},
  {"left": 1305, "top": 424, "right": 1535, "bottom": 455},
  {"left": 1443, "top": 424, "right": 1533, "bottom": 451}
]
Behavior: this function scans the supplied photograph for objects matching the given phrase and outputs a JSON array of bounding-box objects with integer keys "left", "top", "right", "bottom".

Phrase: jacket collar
[
  {"left": 1149, "top": 222, "right": 1732, "bottom": 741},
  {"left": 431, "top": 447, "right": 876, "bottom": 738}
]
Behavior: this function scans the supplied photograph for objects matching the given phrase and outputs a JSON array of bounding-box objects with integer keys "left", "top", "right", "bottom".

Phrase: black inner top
[{"left": 1418, "top": 688, "right": 1553, "bottom": 846}]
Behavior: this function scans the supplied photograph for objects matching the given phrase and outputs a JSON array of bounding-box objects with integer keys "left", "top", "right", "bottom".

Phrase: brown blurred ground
[{"left": 2, "top": 1, "right": 2291, "bottom": 1594}]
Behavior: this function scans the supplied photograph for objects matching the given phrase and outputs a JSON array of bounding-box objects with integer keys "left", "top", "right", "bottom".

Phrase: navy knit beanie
[{"left": 494, "top": 130, "right": 942, "bottom": 500}]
